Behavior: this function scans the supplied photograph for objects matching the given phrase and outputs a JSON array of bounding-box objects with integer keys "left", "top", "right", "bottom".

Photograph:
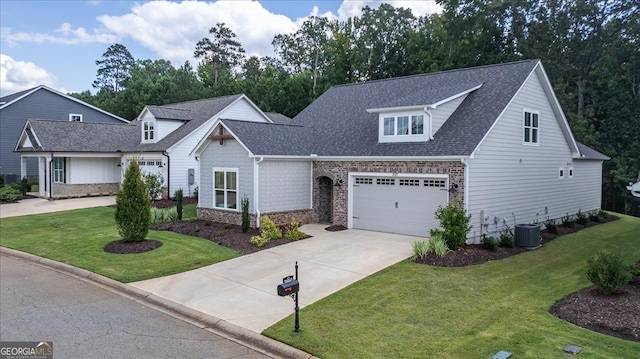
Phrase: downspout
[
  {"left": 254, "top": 157, "right": 264, "bottom": 228},
  {"left": 49, "top": 152, "right": 54, "bottom": 200},
  {"left": 461, "top": 157, "right": 470, "bottom": 242},
  {"left": 163, "top": 152, "right": 170, "bottom": 198}
]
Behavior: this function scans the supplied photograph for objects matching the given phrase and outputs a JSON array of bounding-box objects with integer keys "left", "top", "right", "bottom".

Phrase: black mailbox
[{"left": 277, "top": 279, "right": 299, "bottom": 296}]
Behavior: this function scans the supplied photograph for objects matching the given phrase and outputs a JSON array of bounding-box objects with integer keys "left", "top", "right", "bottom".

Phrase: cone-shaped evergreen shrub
[
  {"left": 175, "top": 188, "right": 183, "bottom": 220},
  {"left": 115, "top": 160, "right": 151, "bottom": 242}
]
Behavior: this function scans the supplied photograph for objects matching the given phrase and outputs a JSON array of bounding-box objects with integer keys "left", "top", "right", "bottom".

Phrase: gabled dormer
[
  {"left": 368, "top": 84, "right": 482, "bottom": 143},
  {"left": 138, "top": 106, "right": 190, "bottom": 144}
]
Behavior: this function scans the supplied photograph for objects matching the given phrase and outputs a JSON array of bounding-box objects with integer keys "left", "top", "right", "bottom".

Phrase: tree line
[{"left": 71, "top": 0, "right": 639, "bottom": 216}]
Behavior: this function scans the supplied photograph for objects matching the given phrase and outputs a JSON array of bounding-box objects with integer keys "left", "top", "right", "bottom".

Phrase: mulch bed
[
  {"left": 104, "top": 239, "right": 162, "bottom": 254},
  {"left": 550, "top": 271, "right": 640, "bottom": 343}
]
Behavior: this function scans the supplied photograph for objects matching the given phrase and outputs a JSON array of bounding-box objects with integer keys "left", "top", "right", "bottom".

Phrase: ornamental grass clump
[
  {"left": 586, "top": 251, "right": 632, "bottom": 294},
  {"left": 150, "top": 207, "right": 178, "bottom": 224},
  {"left": 115, "top": 160, "right": 151, "bottom": 242}
]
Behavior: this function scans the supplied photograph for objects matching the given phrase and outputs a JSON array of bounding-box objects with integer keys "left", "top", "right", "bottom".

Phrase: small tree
[
  {"left": 175, "top": 188, "right": 183, "bottom": 220},
  {"left": 20, "top": 177, "right": 32, "bottom": 195},
  {"left": 115, "top": 161, "right": 151, "bottom": 242},
  {"left": 241, "top": 197, "right": 250, "bottom": 232},
  {"left": 143, "top": 172, "right": 166, "bottom": 201},
  {"left": 434, "top": 199, "right": 472, "bottom": 249}
]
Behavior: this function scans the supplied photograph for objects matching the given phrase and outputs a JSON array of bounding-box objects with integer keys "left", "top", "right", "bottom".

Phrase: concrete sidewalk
[
  {"left": 0, "top": 196, "right": 116, "bottom": 218},
  {"left": 130, "top": 224, "right": 417, "bottom": 333}
]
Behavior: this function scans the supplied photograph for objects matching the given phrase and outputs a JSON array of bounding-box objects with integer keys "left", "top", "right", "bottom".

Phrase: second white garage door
[{"left": 352, "top": 175, "right": 448, "bottom": 237}]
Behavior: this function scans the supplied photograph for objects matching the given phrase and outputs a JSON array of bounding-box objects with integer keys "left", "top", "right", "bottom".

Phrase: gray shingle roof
[
  {"left": 146, "top": 106, "right": 193, "bottom": 120},
  {"left": 265, "top": 112, "right": 292, "bottom": 124},
  {"left": 221, "top": 119, "right": 313, "bottom": 156},
  {"left": 131, "top": 94, "right": 244, "bottom": 152},
  {"left": 283, "top": 59, "right": 538, "bottom": 157},
  {"left": 17, "top": 119, "right": 138, "bottom": 152},
  {"left": 577, "top": 142, "right": 609, "bottom": 160},
  {"left": 0, "top": 86, "right": 37, "bottom": 107}
]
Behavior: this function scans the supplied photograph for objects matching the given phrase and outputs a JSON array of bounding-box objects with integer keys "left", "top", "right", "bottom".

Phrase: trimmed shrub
[
  {"left": 143, "top": 172, "right": 165, "bottom": 201},
  {"left": 544, "top": 217, "right": 558, "bottom": 234},
  {"left": 481, "top": 234, "right": 499, "bottom": 251},
  {"left": 575, "top": 209, "right": 587, "bottom": 225},
  {"left": 0, "top": 186, "right": 21, "bottom": 202},
  {"left": 597, "top": 209, "right": 608, "bottom": 219},
  {"left": 260, "top": 216, "right": 282, "bottom": 240},
  {"left": 434, "top": 200, "right": 472, "bottom": 249},
  {"left": 175, "top": 188, "right": 183, "bottom": 220},
  {"left": 285, "top": 218, "right": 306, "bottom": 241},
  {"left": 115, "top": 160, "right": 151, "bottom": 242},
  {"left": 589, "top": 210, "right": 600, "bottom": 222},
  {"left": 20, "top": 177, "right": 31, "bottom": 195},
  {"left": 561, "top": 213, "right": 574, "bottom": 228},
  {"left": 241, "top": 197, "right": 250, "bottom": 232},
  {"left": 250, "top": 235, "right": 269, "bottom": 247},
  {"left": 586, "top": 252, "right": 632, "bottom": 294},
  {"left": 411, "top": 240, "right": 430, "bottom": 261},
  {"left": 0, "top": 174, "right": 4, "bottom": 187},
  {"left": 499, "top": 230, "right": 515, "bottom": 248},
  {"left": 223, "top": 223, "right": 232, "bottom": 229}
]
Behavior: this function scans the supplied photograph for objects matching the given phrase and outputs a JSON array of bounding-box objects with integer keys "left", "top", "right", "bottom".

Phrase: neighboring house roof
[
  {"left": 0, "top": 85, "right": 129, "bottom": 123},
  {"left": 292, "top": 60, "right": 540, "bottom": 157},
  {"left": 131, "top": 94, "right": 245, "bottom": 152},
  {"left": 16, "top": 119, "right": 137, "bottom": 152},
  {"left": 221, "top": 119, "right": 313, "bottom": 156},
  {"left": 576, "top": 142, "right": 610, "bottom": 160}
]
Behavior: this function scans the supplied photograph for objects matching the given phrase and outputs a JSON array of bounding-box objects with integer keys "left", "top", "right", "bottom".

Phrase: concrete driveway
[
  {"left": 130, "top": 224, "right": 418, "bottom": 333},
  {"left": 0, "top": 196, "right": 116, "bottom": 218}
]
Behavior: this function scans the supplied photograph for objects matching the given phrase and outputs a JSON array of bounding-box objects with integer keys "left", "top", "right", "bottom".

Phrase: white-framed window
[
  {"left": 568, "top": 167, "right": 574, "bottom": 178},
  {"left": 54, "top": 157, "right": 65, "bottom": 183},
  {"left": 523, "top": 110, "right": 539, "bottom": 144},
  {"left": 143, "top": 120, "right": 155, "bottom": 141},
  {"left": 559, "top": 167, "right": 565, "bottom": 179},
  {"left": 355, "top": 177, "right": 373, "bottom": 185},
  {"left": 377, "top": 178, "right": 395, "bottom": 185},
  {"left": 69, "top": 113, "right": 83, "bottom": 122},
  {"left": 382, "top": 115, "right": 424, "bottom": 136},
  {"left": 213, "top": 168, "right": 238, "bottom": 210}
]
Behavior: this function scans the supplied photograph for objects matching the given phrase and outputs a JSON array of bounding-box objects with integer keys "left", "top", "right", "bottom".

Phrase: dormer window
[
  {"left": 379, "top": 113, "right": 428, "bottom": 143},
  {"left": 143, "top": 120, "right": 155, "bottom": 142},
  {"left": 69, "top": 114, "right": 82, "bottom": 122}
]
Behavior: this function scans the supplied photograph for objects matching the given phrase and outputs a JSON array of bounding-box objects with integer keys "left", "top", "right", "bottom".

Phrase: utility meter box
[{"left": 188, "top": 169, "right": 195, "bottom": 185}]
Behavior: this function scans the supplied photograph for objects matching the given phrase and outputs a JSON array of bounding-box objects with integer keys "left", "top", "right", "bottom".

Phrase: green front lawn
[
  {"left": 264, "top": 214, "right": 640, "bottom": 358},
  {"left": 0, "top": 206, "right": 239, "bottom": 282}
]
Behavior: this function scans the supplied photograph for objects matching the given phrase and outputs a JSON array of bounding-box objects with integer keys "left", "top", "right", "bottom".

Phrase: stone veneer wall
[
  {"left": 52, "top": 183, "right": 120, "bottom": 198},
  {"left": 197, "top": 208, "right": 314, "bottom": 228},
  {"left": 313, "top": 160, "right": 465, "bottom": 228}
]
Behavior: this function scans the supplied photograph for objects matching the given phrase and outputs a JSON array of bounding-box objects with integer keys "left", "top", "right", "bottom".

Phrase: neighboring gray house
[
  {"left": 15, "top": 94, "right": 276, "bottom": 198},
  {"left": 1, "top": 85, "right": 127, "bottom": 184},
  {"left": 192, "top": 59, "right": 609, "bottom": 242}
]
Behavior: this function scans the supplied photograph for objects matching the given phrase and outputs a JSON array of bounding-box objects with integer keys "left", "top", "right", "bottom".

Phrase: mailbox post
[{"left": 277, "top": 261, "right": 300, "bottom": 332}]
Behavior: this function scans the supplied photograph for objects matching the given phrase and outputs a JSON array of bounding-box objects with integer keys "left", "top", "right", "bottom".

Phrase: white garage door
[
  {"left": 352, "top": 176, "right": 448, "bottom": 237},
  {"left": 137, "top": 159, "right": 164, "bottom": 199}
]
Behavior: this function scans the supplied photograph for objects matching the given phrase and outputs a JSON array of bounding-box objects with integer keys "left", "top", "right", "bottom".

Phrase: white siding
[
  {"left": 67, "top": 157, "right": 120, "bottom": 184},
  {"left": 431, "top": 94, "right": 467, "bottom": 135},
  {"left": 198, "top": 139, "right": 254, "bottom": 211},
  {"left": 217, "top": 99, "right": 269, "bottom": 122},
  {"left": 466, "top": 70, "right": 603, "bottom": 241},
  {"left": 157, "top": 118, "right": 184, "bottom": 141},
  {"left": 258, "top": 160, "right": 312, "bottom": 212}
]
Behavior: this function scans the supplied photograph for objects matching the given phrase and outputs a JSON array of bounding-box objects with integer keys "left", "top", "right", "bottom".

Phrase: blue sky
[{"left": 0, "top": 1, "right": 440, "bottom": 96}]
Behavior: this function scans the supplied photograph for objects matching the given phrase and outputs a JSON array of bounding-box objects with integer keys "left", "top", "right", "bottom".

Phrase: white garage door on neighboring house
[
  {"left": 351, "top": 175, "right": 448, "bottom": 237},
  {"left": 137, "top": 159, "right": 164, "bottom": 199}
]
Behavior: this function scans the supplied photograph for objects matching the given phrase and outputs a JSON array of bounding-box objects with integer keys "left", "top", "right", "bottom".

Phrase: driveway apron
[
  {"left": 0, "top": 196, "right": 116, "bottom": 218},
  {"left": 130, "top": 224, "right": 417, "bottom": 333}
]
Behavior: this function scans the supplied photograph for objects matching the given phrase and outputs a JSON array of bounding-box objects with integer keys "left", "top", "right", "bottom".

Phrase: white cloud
[
  {"left": 0, "top": 54, "right": 58, "bottom": 97},
  {"left": 97, "top": 1, "right": 298, "bottom": 65},
  {"left": 336, "top": 0, "right": 442, "bottom": 20},
  {"left": 1, "top": 23, "right": 117, "bottom": 47}
]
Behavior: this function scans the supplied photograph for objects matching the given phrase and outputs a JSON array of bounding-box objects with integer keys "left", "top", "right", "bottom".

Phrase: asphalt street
[{"left": 0, "top": 254, "right": 273, "bottom": 359}]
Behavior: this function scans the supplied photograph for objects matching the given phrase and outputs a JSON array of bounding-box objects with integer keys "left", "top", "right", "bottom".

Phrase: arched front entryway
[{"left": 316, "top": 176, "right": 333, "bottom": 223}]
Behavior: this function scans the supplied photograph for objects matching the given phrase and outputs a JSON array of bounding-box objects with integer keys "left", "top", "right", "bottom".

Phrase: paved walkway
[
  {"left": 131, "top": 224, "right": 417, "bottom": 333},
  {"left": 0, "top": 196, "right": 116, "bottom": 218}
]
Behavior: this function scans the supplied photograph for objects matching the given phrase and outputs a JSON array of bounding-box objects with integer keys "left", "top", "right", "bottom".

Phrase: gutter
[{"left": 163, "top": 152, "right": 170, "bottom": 198}]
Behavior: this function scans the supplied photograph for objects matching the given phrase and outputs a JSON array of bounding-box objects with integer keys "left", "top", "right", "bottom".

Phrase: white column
[
  {"left": 38, "top": 157, "right": 47, "bottom": 197},
  {"left": 20, "top": 157, "right": 27, "bottom": 181}
]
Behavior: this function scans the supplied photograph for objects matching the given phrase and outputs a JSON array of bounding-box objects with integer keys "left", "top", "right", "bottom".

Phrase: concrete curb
[{"left": 0, "top": 247, "right": 318, "bottom": 359}]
